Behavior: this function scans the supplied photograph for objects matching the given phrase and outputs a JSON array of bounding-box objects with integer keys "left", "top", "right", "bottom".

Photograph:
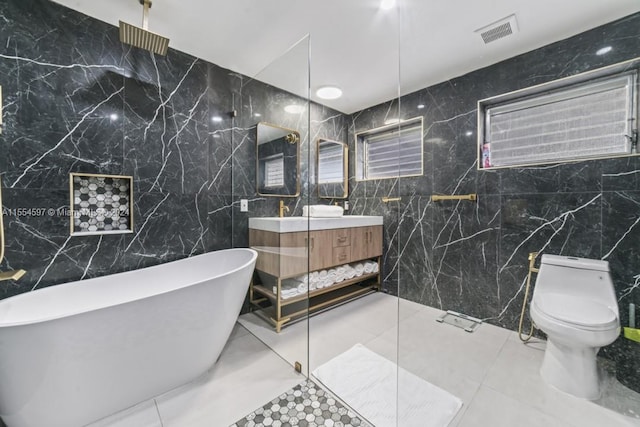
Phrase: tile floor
[
  {"left": 85, "top": 292, "right": 640, "bottom": 427},
  {"left": 230, "top": 379, "right": 371, "bottom": 427},
  {"left": 87, "top": 325, "right": 304, "bottom": 427},
  {"left": 239, "top": 292, "right": 640, "bottom": 427}
]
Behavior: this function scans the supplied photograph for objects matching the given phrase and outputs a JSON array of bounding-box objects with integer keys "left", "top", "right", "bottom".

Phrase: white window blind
[
  {"left": 358, "top": 119, "right": 423, "bottom": 180},
  {"left": 264, "top": 154, "right": 284, "bottom": 187},
  {"left": 484, "top": 72, "right": 636, "bottom": 168}
]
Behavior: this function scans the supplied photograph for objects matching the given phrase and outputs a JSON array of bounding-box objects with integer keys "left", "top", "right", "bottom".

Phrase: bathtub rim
[{"left": 0, "top": 248, "right": 257, "bottom": 328}]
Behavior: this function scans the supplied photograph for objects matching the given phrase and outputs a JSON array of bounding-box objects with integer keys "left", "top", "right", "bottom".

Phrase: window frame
[
  {"left": 477, "top": 58, "right": 640, "bottom": 170},
  {"left": 262, "top": 153, "right": 285, "bottom": 188},
  {"left": 355, "top": 116, "right": 424, "bottom": 181}
]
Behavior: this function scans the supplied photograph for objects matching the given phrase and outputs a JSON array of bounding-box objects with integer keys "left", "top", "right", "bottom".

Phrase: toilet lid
[{"left": 534, "top": 293, "right": 618, "bottom": 329}]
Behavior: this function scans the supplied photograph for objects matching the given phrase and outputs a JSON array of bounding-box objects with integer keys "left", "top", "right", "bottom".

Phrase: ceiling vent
[{"left": 475, "top": 14, "right": 518, "bottom": 44}]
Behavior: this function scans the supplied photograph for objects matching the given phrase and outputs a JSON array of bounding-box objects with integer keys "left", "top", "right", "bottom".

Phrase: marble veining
[
  {"left": 0, "top": 0, "right": 347, "bottom": 312},
  {"left": 2, "top": 1, "right": 640, "bottom": 394},
  {"left": 346, "top": 11, "right": 640, "bottom": 379}
]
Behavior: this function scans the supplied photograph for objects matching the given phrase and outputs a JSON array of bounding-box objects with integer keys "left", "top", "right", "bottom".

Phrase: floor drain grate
[{"left": 436, "top": 310, "right": 482, "bottom": 332}]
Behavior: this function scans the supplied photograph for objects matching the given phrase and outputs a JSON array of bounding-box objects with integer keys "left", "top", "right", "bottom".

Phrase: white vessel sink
[{"left": 248, "top": 215, "right": 383, "bottom": 233}]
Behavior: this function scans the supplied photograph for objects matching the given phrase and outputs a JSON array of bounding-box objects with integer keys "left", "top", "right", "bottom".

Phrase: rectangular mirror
[
  {"left": 317, "top": 138, "right": 348, "bottom": 199},
  {"left": 257, "top": 122, "right": 300, "bottom": 197}
]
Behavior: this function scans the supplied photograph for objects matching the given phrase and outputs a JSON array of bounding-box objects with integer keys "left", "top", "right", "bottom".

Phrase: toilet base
[{"left": 540, "top": 339, "right": 600, "bottom": 400}]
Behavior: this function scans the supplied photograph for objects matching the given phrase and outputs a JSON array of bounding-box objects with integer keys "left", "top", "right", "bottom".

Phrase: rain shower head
[{"left": 119, "top": 0, "right": 169, "bottom": 56}]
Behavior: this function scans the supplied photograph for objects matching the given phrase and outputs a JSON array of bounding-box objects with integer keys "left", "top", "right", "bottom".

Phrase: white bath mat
[{"left": 312, "top": 344, "right": 462, "bottom": 427}]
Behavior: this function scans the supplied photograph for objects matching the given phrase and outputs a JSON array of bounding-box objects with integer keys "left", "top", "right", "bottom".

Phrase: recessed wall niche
[{"left": 70, "top": 173, "right": 134, "bottom": 236}]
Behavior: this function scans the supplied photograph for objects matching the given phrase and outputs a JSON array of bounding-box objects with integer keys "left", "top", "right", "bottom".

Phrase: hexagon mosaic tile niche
[
  {"left": 70, "top": 173, "right": 133, "bottom": 235},
  {"left": 231, "top": 379, "right": 371, "bottom": 427}
]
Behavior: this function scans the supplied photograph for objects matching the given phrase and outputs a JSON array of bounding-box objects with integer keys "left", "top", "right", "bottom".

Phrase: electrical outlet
[
  {"left": 240, "top": 199, "right": 248, "bottom": 212},
  {"left": 344, "top": 201, "right": 350, "bottom": 211}
]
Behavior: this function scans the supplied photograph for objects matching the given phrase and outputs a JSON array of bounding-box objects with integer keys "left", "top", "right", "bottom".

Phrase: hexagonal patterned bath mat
[{"left": 230, "top": 379, "right": 372, "bottom": 427}]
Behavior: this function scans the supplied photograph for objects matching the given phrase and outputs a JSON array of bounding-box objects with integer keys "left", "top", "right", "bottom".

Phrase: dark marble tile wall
[
  {"left": 0, "top": 0, "right": 345, "bottom": 310},
  {"left": 231, "top": 76, "right": 347, "bottom": 249},
  {"left": 0, "top": 0, "right": 240, "bottom": 299},
  {"left": 348, "top": 11, "right": 640, "bottom": 348}
]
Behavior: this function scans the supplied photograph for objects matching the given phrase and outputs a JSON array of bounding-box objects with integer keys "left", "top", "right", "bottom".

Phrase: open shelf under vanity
[{"left": 248, "top": 218, "right": 383, "bottom": 332}]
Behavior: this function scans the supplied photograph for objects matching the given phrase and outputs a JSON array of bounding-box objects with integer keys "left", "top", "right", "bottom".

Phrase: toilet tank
[{"left": 534, "top": 255, "right": 618, "bottom": 313}]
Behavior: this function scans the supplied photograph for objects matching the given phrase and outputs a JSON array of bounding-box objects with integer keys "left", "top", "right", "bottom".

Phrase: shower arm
[{"left": 141, "top": 0, "right": 150, "bottom": 30}]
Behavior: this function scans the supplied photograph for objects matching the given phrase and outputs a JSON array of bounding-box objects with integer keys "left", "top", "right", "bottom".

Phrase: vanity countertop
[{"left": 248, "top": 215, "right": 383, "bottom": 233}]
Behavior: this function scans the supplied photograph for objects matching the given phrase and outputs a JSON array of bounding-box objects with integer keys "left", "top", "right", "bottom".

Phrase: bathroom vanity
[{"left": 249, "top": 216, "right": 383, "bottom": 332}]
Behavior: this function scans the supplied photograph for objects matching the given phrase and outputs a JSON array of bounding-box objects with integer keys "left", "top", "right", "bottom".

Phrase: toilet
[{"left": 530, "top": 254, "right": 620, "bottom": 400}]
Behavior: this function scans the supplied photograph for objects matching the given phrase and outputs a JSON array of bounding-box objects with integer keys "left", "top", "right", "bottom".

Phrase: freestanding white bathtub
[{"left": 0, "top": 248, "right": 257, "bottom": 427}]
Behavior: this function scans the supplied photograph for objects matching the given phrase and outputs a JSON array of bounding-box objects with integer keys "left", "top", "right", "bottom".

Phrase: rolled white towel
[
  {"left": 353, "top": 262, "right": 365, "bottom": 276},
  {"left": 282, "top": 278, "right": 302, "bottom": 290},
  {"left": 308, "top": 271, "right": 319, "bottom": 288},
  {"left": 281, "top": 288, "right": 298, "bottom": 299},
  {"left": 345, "top": 265, "right": 356, "bottom": 279},
  {"left": 302, "top": 205, "right": 344, "bottom": 218},
  {"left": 310, "top": 281, "right": 317, "bottom": 291},
  {"left": 295, "top": 274, "right": 309, "bottom": 286},
  {"left": 321, "top": 278, "right": 333, "bottom": 288},
  {"left": 334, "top": 273, "right": 345, "bottom": 283},
  {"left": 319, "top": 270, "right": 328, "bottom": 279},
  {"left": 297, "top": 283, "right": 308, "bottom": 294},
  {"left": 326, "top": 268, "right": 337, "bottom": 283},
  {"left": 372, "top": 262, "right": 379, "bottom": 273},
  {"left": 363, "top": 262, "right": 374, "bottom": 274}
]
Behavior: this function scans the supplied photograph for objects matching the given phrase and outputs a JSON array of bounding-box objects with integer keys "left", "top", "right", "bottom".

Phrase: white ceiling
[{"left": 52, "top": 0, "right": 640, "bottom": 114}]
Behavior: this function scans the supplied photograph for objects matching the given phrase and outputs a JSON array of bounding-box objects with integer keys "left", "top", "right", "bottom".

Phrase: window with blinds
[
  {"left": 318, "top": 142, "right": 344, "bottom": 184},
  {"left": 356, "top": 117, "right": 423, "bottom": 180},
  {"left": 480, "top": 71, "right": 637, "bottom": 168},
  {"left": 263, "top": 154, "right": 284, "bottom": 187}
]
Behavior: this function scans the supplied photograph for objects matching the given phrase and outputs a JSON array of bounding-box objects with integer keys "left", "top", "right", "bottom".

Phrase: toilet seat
[{"left": 533, "top": 293, "right": 618, "bottom": 331}]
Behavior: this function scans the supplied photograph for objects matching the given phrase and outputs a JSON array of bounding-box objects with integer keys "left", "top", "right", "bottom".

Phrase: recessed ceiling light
[
  {"left": 316, "top": 86, "right": 343, "bottom": 100},
  {"left": 284, "top": 104, "right": 305, "bottom": 114},
  {"left": 380, "top": 0, "right": 396, "bottom": 10},
  {"left": 384, "top": 118, "right": 400, "bottom": 125},
  {"left": 254, "top": 113, "right": 262, "bottom": 117},
  {"left": 109, "top": 113, "right": 118, "bottom": 121},
  {"left": 465, "top": 131, "right": 473, "bottom": 137},
  {"left": 596, "top": 46, "right": 612, "bottom": 56},
  {"left": 211, "top": 116, "right": 223, "bottom": 123},
  {"left": 417, "top": 104, "right": 425, "bottom": 109}
]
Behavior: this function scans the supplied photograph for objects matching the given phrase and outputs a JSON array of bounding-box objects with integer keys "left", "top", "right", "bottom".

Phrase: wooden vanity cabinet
[
  {"left": 350, "top": 226, "right": 382, "bottom": 261},
  {"left": 249, "top": 225, "right": 383, "bottom": 332}
]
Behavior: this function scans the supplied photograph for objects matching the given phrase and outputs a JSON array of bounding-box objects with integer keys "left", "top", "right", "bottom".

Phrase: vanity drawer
[
  {"left": 332, "top": 228, "right": 351, "bottom": 247},
  {"left": 333, "top": 246, "right": 351, "bottom": 265}
]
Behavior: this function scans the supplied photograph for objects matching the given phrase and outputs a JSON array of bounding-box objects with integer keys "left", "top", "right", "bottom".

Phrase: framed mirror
[
  {"left": 256, "top": 122, "right": 300, "bottom": 197},
  {"left": 317, "top": 139, "right": 348, "bottom": 199}
]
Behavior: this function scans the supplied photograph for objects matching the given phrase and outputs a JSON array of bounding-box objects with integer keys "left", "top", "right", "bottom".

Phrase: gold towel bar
[
  {"left": 431, "top": 194, "right": 477, "bottom": 202},
  {"left": 0, "top": 269, "right": 26, "bottom": 281},
  {"left": 381, "top": 197, "right": 402, "bottom": 203}
]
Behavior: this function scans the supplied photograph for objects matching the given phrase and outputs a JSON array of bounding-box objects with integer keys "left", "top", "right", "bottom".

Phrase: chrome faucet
[{"left": 278, "top": 200, "right": 290, "bottom": 218}]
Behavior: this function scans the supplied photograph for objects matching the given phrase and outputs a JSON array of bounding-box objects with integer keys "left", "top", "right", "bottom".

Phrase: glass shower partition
[
  {"left": 394, "top": 3, "right": 640, "bottom": 424},
  {"left": 233, "top": 36, "right": 311, "bottom": 375},
  {"left": 306, "top": 2, "right": 403, "bottom": 426}
]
